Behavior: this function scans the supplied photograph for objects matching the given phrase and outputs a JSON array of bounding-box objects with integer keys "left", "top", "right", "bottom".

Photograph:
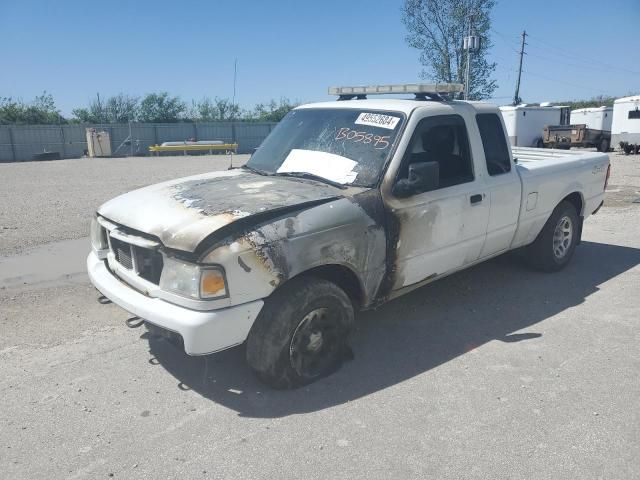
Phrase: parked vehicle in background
[
  {"left": 500, "top": 104, "right": 571, "bottom": 147},
  {"left": 611, "top": 95, "right": 640, "bottom": 154},
  {"left": 88, "top": 84, "right": 610, "bottom": 389},
  {"left": 542, "top": 123, "right": 611, "bottom": 152}
]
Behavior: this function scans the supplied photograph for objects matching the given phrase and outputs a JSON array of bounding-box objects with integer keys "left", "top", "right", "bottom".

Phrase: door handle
[{"left": 470, "top": 194, "right": 483, "bottom": 205}]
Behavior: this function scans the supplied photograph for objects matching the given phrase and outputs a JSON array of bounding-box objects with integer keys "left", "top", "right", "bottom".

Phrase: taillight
[{"left": 604, "top": 164, "right": 611, "bottom": 190}]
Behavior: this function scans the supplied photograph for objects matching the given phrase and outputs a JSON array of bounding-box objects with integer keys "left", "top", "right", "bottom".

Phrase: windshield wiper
[
  {"left": 241, "top": 164, "right": 272, "bottom": 176},
  {"left": 274, "top": 171, "right": 348, "bottom": 189}
]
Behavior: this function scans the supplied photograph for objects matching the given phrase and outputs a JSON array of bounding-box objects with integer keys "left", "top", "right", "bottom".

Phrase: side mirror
[{"left": 392, "top": 161, "right": 439, "bottom": 198}]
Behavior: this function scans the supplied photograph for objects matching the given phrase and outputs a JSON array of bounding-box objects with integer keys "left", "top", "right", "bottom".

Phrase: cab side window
[
  {"left": 476, "top": 113, "right": 512, "bottom": 175},
  {"left": 398, "top": 115, "right": 474, "bottom": 189}
]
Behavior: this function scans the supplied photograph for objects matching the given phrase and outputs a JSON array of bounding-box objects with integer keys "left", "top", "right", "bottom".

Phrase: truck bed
[
  {"left": 510, "top": 147, "right": 609, "bottom": 249},
  {"left": 512, "top": 147, "right": 606, "bottom": 173}
]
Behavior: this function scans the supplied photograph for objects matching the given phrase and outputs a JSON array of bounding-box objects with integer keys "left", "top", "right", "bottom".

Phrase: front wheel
[
  {"left": 525, "top": 200, "right": 580, "bottom": 272},
  {"left": 246, "top": 276, "right": 354, "bottom": 389}
]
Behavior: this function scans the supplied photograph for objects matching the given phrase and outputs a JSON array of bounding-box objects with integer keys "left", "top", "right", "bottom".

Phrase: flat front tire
[
  {"left": 246, "top": 276, "right": 354, "bottom": 389},
  {"left": 525, "top": 200, "right": 580, "bottom": 272}
]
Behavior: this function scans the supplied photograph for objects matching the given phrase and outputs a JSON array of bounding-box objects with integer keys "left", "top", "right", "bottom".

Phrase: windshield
[{"left": 246, "top": 108, "right": 405, "bottom": 187}]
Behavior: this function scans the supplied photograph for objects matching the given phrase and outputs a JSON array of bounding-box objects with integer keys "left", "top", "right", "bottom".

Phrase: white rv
[
  {"left": 611, "top": 95, "right": 640, "bottom": 153},
  {"left": 570, "top": 106, "right": 613, "bottom": 132},
  {"left": 500, "top": 104, "right": 570, "bottom": 147}
]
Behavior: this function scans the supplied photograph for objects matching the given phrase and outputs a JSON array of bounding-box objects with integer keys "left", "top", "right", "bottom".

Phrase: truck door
[
  {"left": 475, "top": 112, "right": 522, "bottom": 257},
  {"left": 386, "top": 114, "right": 490, "bottom": 290}
]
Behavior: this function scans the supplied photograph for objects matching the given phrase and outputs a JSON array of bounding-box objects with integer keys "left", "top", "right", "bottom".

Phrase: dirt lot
[{"left": 1, "top": 152, "right": 639, "bottom": 479}]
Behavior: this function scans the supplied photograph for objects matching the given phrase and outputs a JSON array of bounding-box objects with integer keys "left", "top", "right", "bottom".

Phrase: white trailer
[
  {"left": 570, "top": 106, "right": 613, "bottom": 131},
  {"left": 611, "top": 95, "right": 640, "bottom": 154},
  {"left": 500, "top": 104, "right": 570, "bottom": 147}
]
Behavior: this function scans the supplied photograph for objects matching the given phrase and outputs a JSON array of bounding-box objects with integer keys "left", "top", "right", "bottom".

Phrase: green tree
[
  {"left": 70, "top": 107, "right": 97, "bottom": 123},
  {"left": 72, "top": 93, "right": 139, "bottom": 123},
  {"left": 402, "top": 0, "right": 497, "bottom": 100},
  {"left": 192, "top": 97, "right": 241, "bottom": 121},
  {"left": 0, "top": 97, "right": 23, "bottom": 124},
  {"left": 105, "top": 94, "right": 139, "bottom": 122},
  {"left": 0, "top": 92, "right": 66, "bottom": 124},
  {"left": 138, "top": 92, "right": 186, "bottom": 123},
  {"left": 246, "top": 98, "right": 297, "bottom": 122},
  {"left": 551, "top": 95, "right": 617, "bottom": 110}
]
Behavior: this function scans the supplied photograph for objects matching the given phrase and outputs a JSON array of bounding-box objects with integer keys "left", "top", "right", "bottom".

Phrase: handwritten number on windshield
[{"left": 335, "top": 128, "right": 390, "bottom": 149}]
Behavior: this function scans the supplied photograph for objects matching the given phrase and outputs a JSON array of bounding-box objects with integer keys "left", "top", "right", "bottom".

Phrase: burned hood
[{"left": 98, "top": 169, "right": 344, "bottom": 252}]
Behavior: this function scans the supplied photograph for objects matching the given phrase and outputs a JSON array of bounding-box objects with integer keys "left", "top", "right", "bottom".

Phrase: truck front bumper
[{"left": 87, "top": 251, "right": 263, "bottom": 355}]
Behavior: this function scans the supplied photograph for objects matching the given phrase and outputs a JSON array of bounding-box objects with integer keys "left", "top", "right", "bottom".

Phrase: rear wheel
[
  {"left": 598, "top": 138, "right": 610, "bottom": 153},
  {"left": 246, "top": 276, "right": 354, "bottom": 389},
  {"left": 525, "top": 200, "right": 580, "bottom": 272}
]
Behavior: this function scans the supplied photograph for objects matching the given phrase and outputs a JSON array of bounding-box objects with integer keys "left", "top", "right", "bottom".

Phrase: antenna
[
  {"left": 96, "top": 92, "right": 103, "bottom": 124},
  {"left": 232, "top": 58, "right": 238, "bottom": 107},
  {"left": 229, "top": 58, "right": 238, "bottom": 170}
]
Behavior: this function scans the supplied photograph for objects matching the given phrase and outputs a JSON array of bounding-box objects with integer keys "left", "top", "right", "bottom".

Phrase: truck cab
[
  {"left": 379, "top": 98, "right": 521, "bottom": 290},
  {"left": 88, "top": 84, "right": 609, "bottom": 388}
]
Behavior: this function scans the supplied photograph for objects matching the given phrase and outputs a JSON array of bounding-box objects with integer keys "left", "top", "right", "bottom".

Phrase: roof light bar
[{"left": 328, "top": 83, "right": 464, "bottom": 96}]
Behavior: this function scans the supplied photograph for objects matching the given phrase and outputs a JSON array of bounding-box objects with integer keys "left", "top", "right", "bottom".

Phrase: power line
[
  {"left": 525, "top": 33, "right": 640, "bottom": 76},
  {"left": 525, "top": 50, "right": 618, "bottom": 73},
  {"left": 492, "top": 28, "right": 640, "bottom": 76},
  {"left": 490, "top": 28, "right": 521, "bottom": 54},
  {"left": 520, "top": 70, "right": 609, "bottom": 95}
]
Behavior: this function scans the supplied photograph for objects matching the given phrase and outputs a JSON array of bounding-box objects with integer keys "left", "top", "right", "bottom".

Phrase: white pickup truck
[{"left": 88, "top": 84, "right": 610, "bottom": 389}]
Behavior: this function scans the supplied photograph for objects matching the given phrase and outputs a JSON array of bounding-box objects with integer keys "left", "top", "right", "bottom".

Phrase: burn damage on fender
[
  {"left": 192, "top": 197, "right": 340, "bottom": 258},
  {"left": 198, "top": 185, "right": 391, "bottom": 309},
  {"left": 98, "top": 167, "right": 400, "bottom": 309}
]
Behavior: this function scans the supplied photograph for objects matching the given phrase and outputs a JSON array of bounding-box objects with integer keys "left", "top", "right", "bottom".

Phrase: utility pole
[
  {"left": 513, "top": 30, "right": 527, "bottom": 105},
  {"left": 463, "top": 15, "right": 479, "bottom": 100},
  {"left": 464, "top": 18, "right": 472, "bottom": 100}
]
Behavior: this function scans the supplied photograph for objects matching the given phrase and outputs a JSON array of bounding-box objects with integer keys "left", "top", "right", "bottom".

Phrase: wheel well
[
  {"left": 296, "top": 265, "right": 365, "bottom": 309},
  {"left": 562, "top": 192, "right": 583, "bottom": 216}
]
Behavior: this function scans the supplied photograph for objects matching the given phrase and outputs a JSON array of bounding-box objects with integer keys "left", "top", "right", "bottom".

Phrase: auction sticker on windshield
[{"left": 355, "top": 112, "right": 400, "bottom": 130}]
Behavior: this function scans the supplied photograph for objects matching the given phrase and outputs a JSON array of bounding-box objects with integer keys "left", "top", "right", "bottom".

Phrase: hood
[{"left": 98, "top": 169, "right": 344, "bottom": 252}]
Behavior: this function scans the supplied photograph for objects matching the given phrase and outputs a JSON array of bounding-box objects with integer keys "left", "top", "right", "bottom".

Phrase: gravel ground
[
  {"left": 0, "top": 152, "right": 639, "bottom": 479},
  {"left": 0, "top": 154, "right": 249, "bottom": 256}
]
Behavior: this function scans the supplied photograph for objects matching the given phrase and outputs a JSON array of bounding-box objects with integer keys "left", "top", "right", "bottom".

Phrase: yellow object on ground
[{"left": 149, "top": 143, "right": 238, "bottom": 155}]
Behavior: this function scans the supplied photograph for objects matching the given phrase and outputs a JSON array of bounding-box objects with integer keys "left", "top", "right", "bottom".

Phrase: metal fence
[{"left": 0, "top": 121, "right": 278, "bottom": 162}]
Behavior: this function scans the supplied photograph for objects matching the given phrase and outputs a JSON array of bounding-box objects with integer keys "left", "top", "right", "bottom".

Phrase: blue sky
[{"left": 1, "top": 0, "right": 638, "bottom": 115}]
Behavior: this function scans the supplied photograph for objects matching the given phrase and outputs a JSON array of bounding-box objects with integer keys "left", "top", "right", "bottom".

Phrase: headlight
[
  {"left": 90, "top": 215, "right": 108, "bottom": 251},
  {"left": 159, "top": 257, "right": 228, "bottom": 300}
]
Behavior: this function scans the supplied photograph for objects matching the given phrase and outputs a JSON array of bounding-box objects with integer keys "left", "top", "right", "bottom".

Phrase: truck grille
[
  {"left": 109, "top": 235, "right": 164, "bottom": 285},
  {"left": 111, "top": 237, "right": 134, "bottom": 269}
]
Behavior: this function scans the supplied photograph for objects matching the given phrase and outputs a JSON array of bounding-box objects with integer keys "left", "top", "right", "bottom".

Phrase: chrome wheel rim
[
  {"left": 552, "top": 215, "right": 573, "bottom": 259},
  {"left": 289, "top": 307, "right": 341, "bottom": 379}
]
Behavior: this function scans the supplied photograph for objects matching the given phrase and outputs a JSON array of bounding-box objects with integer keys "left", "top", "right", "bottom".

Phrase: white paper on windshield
[
  {"left": 277, "top": 149, "right": 358, "bottom": 184},
  {"left": 355, "top": 112, "right": 400, "bottom": 130}
]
